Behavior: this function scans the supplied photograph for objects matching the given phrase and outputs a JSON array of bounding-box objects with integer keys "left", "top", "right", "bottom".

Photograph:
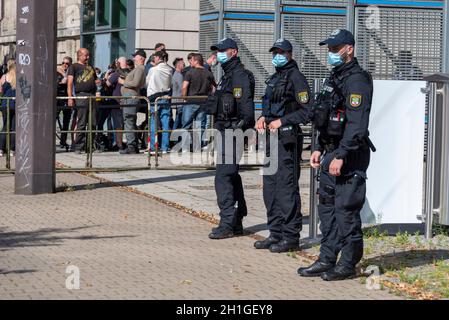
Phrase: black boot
[
  {"left": 321, "top": 265, "right": 357, "bottom": 281},
  {"left": 208, "top": 226, "right": 234, "bottom": 240},
  {"left": 254, "top": 236, "right": 281, "bottom": 249},
  {"left": 269, "top": 239, "right": 299, "bottom": 253},
  {"left": 211, "top": 218, "right": 244, "bottom": 236},
  {"left": 297, "top": 260, "right": 335, "bottom": 277},
  {"left": 232, "top": 218, "right": 244, "bottom": 235}
]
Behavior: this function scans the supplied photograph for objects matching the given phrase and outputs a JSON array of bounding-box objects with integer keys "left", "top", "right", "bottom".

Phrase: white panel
[{"left": 362, "top": 80, "right": 426, "bottom": 224}]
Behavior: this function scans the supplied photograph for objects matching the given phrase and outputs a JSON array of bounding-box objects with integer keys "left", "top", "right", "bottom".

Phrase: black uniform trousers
[
  {"left": 263, "top": 133, "right": 302, "bottom": 242},
  {"left": 318, "top": 148, "right": 370, "bottom": 268},
  {"left": 215, "top": 128, "right": 248, "bottom": 230}
]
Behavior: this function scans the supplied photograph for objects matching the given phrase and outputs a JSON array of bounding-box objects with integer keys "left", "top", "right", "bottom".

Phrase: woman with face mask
[{"left": 254, "top": 39, "right": 312, "bottom": 253}]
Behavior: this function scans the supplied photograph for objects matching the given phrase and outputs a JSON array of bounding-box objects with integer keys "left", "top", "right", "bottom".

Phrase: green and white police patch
[
  {"left": 350, "top": 94, "right": 362, "bottom": 108},
  {"left": 233, "top": 87, "right": 242, "bottom": 99},
  {"left": 298, "top": 91, "right": 309, "bottom": 104}
]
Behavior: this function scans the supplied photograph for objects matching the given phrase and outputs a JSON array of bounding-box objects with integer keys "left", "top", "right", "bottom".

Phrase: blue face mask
[
  {"left": 217, "top": 52, "right": 230, "bottom": 64},
  {"left": 328, "top": 52, "right": 344, "bottom": 67},
  {"left": 272, "top": 54, "right": 288, "bottom": 68}
]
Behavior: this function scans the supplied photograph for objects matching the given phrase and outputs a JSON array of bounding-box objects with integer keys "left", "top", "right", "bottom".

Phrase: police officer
[
  {"left": 297, "top": 29, "right": 374, "bottom": 281},
  {"left": 254, "top": 39, "right": 312, "bottom": 253},
  {"left": 205, "top": 38, "right": 256, "bottom": 239}
]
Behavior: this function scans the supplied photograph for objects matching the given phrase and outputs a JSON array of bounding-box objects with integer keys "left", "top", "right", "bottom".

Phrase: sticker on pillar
[
  {"left": 21, "top": 6, "right": 30, "bottom": 15},
  {"left": 233, "top": 87, "right": 243, "bottom": 99},
  {"left": 350, "top": 94, "right": 362, "bottom": 108}
]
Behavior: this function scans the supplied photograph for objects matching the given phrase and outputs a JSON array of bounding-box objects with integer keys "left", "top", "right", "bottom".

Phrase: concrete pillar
[{"left": 15, "top": 0, "right": 56, "bottom": 195}]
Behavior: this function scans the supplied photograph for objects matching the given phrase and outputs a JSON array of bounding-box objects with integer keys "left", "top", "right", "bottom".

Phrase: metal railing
[{"left": 0, "top": 97, "right": 15, "bottom": 171}]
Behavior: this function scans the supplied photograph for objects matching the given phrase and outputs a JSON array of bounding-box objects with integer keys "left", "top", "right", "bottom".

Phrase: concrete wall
[
  {"left": 135, "top": 0, "right": 199, "bottom": 66},
  {"left": 0, "top": 0, "right": 81, "bottom": 63}
]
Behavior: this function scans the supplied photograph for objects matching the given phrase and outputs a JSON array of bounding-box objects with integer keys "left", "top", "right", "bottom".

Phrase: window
[
  {"left": 82, "top": 0, "right": 95, "bottom": 32},
  {"left": 112, "top": 0, "right": 127, "bottom": 29},
  {"left": 96, "top": 0, "right": 111, "bottom": 28},
  {"left": 111, "top": 31, "right": 128, "bottom": 60}
]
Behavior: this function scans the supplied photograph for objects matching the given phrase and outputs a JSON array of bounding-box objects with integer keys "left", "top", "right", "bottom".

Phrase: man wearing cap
[
  {"left": 119, "top": 49, "right": 147, "bottom": 154},
  {"left": 254, "top": 39, "right": 312, "bottom": 253},
  {"left": 205, "top": 38, "right": 255, "bottom": 239},
  {"left": 296, "top": 29, "right": 374, "bottom": 281}
]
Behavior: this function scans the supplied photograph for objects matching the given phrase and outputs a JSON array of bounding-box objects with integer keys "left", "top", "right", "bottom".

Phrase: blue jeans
[
  {"left": 173, "top": 107, "right": 183, "bottom": 130},
  {"left": 150, "top": 100, "right": 171, "bottom": 151},
  {"left": 182, "top": 104, "right": 206, "bottom": 151}
]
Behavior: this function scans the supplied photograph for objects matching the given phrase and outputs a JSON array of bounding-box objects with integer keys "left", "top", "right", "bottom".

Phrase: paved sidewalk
[
  {"left": 54, "top": 151, "right": 312, "bottom": 239},
  {"left": 0, "top": 173, "right": 398, "bottom": 299}
]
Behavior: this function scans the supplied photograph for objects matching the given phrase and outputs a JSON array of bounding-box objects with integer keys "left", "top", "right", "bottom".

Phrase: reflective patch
[
  {"left": 298, "top": 91, "right": 309, "bottom": 104},
  {"left": 233, "top": 87, "right": 242, "bottom": 99},
  {"left": 350, "top": 94, "right": 362, "bottom": 108}
]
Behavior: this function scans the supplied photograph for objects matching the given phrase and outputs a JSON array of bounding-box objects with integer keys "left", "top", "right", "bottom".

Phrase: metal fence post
[
  {"left": 346, "top": 0, "right": 355, "bottom": 34},
  {"left": 443, "top": 0, "right": 449, "bottom": 73},
  {"left": 6, "top": 99, "right": 11, "bottom": 170},
  {"left": 87, "top": 97, "right": 93, "bottom": 168},
  {"left": 309, "top": 124, "right": 319, "bottom": 240},
  {"left": 424, "top": 82, "right": 437, "bottom": 238},
  {"left": 275, "top": 0, "right": 282, "bottom": 39}
]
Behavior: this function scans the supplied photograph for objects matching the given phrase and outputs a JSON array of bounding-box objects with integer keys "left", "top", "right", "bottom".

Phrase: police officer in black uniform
[
  {"left": 297, "top": 29, "right": 375, "bottom": 281},
  {"left": 254, "top": 39, "right": 312, "bottom": 253},
  {"left": 205, "top": 38, "right": 256, "bottom": 239}
]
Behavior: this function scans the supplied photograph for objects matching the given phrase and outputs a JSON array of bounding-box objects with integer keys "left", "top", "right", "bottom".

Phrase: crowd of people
[
  {"left": 58, "top": 43, "right": 218, "bottom": 155},
  {"left": 0, "top": 43, "right": 218, "bottom": 157}
]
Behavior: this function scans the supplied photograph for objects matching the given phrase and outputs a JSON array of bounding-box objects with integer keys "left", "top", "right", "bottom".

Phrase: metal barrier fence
[{"left": 0, "top": 97, "right": 15, "bottom": 171}]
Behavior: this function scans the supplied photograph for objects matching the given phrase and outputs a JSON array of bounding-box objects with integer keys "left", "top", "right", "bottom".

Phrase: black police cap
[
  {"left": 210, "top": 38, "right": 238, "bottom": 51},
  {"left": 269, "top": 38, "right": 293, "bottom": 52},
  {"left": 132, "top": 49, "right": 147, "bottom": 59},
  {"left": 319, "top": 29, "right": 355, "bottom": 46}
]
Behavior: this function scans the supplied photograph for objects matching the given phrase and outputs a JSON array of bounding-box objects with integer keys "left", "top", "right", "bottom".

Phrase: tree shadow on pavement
[
  {"left": 0, "top": 269, "right": 37, "bottom": 275},
  {"left": 361, "top": 249, "right": 449, "bottom": 271},
  {"left": 0, "top": 225, "right": 136, "bottom": 251},
  {"left": 56, "top": 171, "right": 217, "bottom": 193}
]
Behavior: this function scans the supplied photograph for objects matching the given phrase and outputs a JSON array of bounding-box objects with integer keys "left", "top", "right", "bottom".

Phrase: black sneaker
[{"left": 119, "top": 147, "right": 139, "bottom": 155}]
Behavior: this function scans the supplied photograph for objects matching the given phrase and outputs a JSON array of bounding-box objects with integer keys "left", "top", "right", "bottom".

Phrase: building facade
[
  {"left": 0, "top": 0, "right": 82, "bottom": 64},
  {"left": 0, "top": 0, "right": 199, "bottom": 71},
  {"left": 81, "top": 0, "right": 199, "bottom": 72}
]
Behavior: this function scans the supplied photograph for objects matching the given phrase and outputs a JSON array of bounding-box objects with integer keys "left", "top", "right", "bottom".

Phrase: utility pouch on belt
[
  {"left": 342, "top": 171, "right": 367, "bottom": 210},
  {"left": 313, "top": 103, "right": 330, "bottom": 129},
  {"left": 279, "top": 125, "right": 297, "bottom": 145},
  {"left": 327, "top": 112, "right": 345, "bottom": 137}
]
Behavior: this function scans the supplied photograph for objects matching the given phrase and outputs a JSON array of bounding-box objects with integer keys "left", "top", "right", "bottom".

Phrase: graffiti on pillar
[
  {"left": 18, "top": 53, "right": 31, "bottom": 66},
  {"left": 16, "top": 1, "right": 32, "bottom": 190},
  {"left": 36, "top": 32, "right": 48, "bottom": 87},
  {"left": 16, "top": 76, "right": 32, "bottom": 190}
]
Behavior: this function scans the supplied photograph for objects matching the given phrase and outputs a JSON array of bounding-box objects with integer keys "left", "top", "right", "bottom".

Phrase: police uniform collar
[
  {"left": 275, "top": 59, "right": 298, "bottom": 73},
  {"left": 222, "top": 56, "right": 242, "bottom": 74},
  {"left": 333, "top": 57, "right": 359, "bottom": 74}
]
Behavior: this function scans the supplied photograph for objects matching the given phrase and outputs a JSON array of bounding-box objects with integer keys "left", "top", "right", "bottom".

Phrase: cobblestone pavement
[{"left": 0, "top": 173, "right": 399, "bottom": 300}]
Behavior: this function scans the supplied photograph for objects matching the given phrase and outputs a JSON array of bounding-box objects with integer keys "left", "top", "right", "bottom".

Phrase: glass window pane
[
  {"left": 82, "top": 34, "right": 96, "bottom": 67},
  {"left": 112, "top": 0, "right": 127, "bottom": 29},
  {"left": 111, "top": 31, "right": 128, "bottom": 61},
  {"left": 82, "top": 0, "right": 95, "bottom": 32},
  {"left": 96, "top": 0, "right": 111, "bottom": 27}
]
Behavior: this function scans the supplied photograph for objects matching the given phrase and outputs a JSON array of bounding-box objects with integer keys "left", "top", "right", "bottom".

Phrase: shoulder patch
[
  {"left": 350, "top": 94, "right": 362, "bottom": 108},
  {"left": 298, "top": 91, "right": 309, "bottom": 104},
  {"left": 233, "top": 87, "right": 242, "bottom": 99}
]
